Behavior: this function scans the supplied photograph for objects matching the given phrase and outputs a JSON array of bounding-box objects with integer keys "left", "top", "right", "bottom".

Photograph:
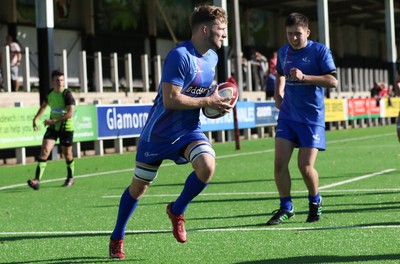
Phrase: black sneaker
[
  {"left": 266, "top": 208, "right": 295, "bottom": 225},
  {"left": 306, "top": 198, "right": 322, "bottom": 222},
  {"left": 62, "top": 178, "right": 74, "bottom": 187},
  {"left": 27, "top": 179, "right": 40, "bottom": 190}
]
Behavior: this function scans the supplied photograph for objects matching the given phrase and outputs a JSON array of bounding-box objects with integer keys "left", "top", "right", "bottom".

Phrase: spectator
[
  {"left": 250, "top": 48, "right": 268, "bottom": 90},
  {"left": 264, "top": 50, "right": 278, "bottom": 100},
  {"left": 264, "top": 70, "right": 276, "bottom": 100},
  {"left": 396, "top": 75, "right": 400, "bottom": 96},
  {"left": 370, "top": 82, "right": 382, "bottom": 98},
  {"left": 378, "top": 82, "right": 389, "bottom": 98},
  {"left": 1, "top": 34, "right": 22, "bottom": 91},
  {"left": 268, "top": 51, "right": 277, "bottom": 75}
]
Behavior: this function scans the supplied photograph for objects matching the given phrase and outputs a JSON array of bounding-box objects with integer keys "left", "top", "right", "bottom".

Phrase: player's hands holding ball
[
  {"left": 208, "top": 87, "right": 233, "bottom": 112},
  {"left": 202, "top": 82, "right": 239, "bottom": 119}
]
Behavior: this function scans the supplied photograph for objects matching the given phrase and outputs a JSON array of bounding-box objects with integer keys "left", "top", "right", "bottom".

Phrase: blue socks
[
  {"left": 280, "top": 197, "right": 293, "bottom": 212},
  {"left": 308, "top": 192, "right": 321, "bottom": 204},
  {"left": 111, "top": 187, "right": 139, "bottom": 240},
  {"left": 279, "top": 193, "right": 321, "bottom": 211},
  {"left": 172, "top": 171, "right": 207, "bottom": 215},
  {"left": 111, "top": 172, "right": 208, "bottom": 239}
]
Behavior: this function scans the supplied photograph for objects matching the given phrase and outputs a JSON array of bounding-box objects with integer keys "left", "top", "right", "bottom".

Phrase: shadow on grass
[
  {"left": 329, "top": 200, "right": 400, "bottom": 207},
  {"left": 96, "top": 196, "right": 284, "bottom": 209},
  {"left": 322, "top": 204, "right": 400, "bottom": 215},
  {"left": 2, "top": 220, "right": 399, "bottom": 244},
  {"left": 189, "top": 212, "right": 266, "bottom": 221},
  {"left": 0, "top": 232, "right": 108, "bottom": 242},
  {"left": 0, "top": 188, "right": 27, "bottom": 193},
  {"left": 97, "top": 193, "right": 348, "bottom": 208},
  {"left": 235, "top": 254, "right": 400, "bottom": 263},
  {"left": 98, "top": 196, "right": 279, "bottom": 208},
  {"left": 1, "top": 256, "right": 143, "bottom": 263},
  {"left": 149, "top": 178, "right": 277, "bottom": 188},
  {"left": 0, "top": 230, "right": 171, "bottom": 243}
]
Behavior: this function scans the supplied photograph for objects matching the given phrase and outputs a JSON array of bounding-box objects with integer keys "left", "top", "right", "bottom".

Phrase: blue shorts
[
  {"left": 136, "top": 132, "right": 211, "bottom": 166},
  {"left": 275, "top": 119, "right": 326, "bottom": 150}
]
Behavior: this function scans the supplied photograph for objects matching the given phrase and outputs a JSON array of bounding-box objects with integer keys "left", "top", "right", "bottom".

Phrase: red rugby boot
[
  {"left": 166, "top": 202, "right": 187, "bottom": 243},
  {"left": 109, "top": 238, "right": 125, "bottom": 259}
]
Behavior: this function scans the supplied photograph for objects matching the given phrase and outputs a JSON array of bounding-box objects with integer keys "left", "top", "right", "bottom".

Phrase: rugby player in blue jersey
[
  {"left": 109, "top": 5, "right": 230, "bottom": 259},
  {"left": 266, "top": 13, "right": 338, "bottom": 225}
]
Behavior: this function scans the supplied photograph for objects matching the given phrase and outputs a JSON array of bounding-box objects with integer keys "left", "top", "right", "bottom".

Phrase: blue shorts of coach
[{"left": 275, "top": 119, "right": 326, "bottom": 150}]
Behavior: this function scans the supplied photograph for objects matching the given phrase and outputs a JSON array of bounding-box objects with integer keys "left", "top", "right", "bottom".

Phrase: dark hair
[
  {"left": 190, "top": 5, "right": 227, "bottom": 29},
  {"left": 285, "top": 13, "right": 309, "bottom": 28},
  {"left": 51, "top": 70, "right": 64, "bottom": 79}
]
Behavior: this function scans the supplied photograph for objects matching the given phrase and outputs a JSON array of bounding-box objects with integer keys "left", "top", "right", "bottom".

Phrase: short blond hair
[{"left": 190, "top": 5, "right": 227, "bottom": 30}]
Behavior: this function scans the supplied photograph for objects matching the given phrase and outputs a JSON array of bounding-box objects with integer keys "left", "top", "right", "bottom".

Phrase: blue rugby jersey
[
  {"left": 276, "top": 40, "right": 336, "bottom": 127},
  {"left": 140, "top": 40, "right": 218, "bottom": 142}
]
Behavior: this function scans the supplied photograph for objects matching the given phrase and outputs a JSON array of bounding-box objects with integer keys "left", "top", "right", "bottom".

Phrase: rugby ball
[{"left": 202, "top": 82, "right": 239, "bottom": 119}]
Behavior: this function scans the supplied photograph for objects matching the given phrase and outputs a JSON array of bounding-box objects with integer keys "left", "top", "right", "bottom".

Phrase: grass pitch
[{"left": 1, "top": 125, "right": 400, "bottom": 263}]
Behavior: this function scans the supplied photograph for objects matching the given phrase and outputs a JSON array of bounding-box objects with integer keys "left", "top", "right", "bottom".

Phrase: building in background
[{"left": 0, "top": 0, "right": 398, "bottom": 92}]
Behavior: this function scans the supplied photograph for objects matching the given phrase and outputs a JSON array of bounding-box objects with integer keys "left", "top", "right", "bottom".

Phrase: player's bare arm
[
  {"left": 33, "top": 101, "right": 48, "bottom": 131},
  {"left": 274, "top": 74, "right": 285, "bottom": 109},
  {"left": 162, "top": 82, "right": 232, "bottom": 111}
]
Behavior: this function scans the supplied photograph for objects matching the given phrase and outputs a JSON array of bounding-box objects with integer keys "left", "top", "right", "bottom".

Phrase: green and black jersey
[{"left": 45, "top": 88, "right": 75, "bottom": 131}]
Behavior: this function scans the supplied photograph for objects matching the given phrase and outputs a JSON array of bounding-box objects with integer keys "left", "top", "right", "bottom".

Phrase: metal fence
[{"left": 1, "top": 46, "right": 390, "bottom": 98}]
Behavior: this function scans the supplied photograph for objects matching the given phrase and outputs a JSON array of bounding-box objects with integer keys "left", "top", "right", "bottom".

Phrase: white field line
[
  {"left": 326, "top": 132, "right": 393, "bottom": 144},
  {"left": 0, "top": 150, "right": 273, "bottom": 191},
  {"left": 1, "top": 224, "right": 400, "bottom": 237},
  {"left": 1, "top": 134, "right": 397, "bottom": 237},
  {"left": 0, "top": 168, "right": 132, "bottom": 190},
  {"left": 0, "top": 133, "right": 394, "bottom": 191},
  {"left": 103, "top": 187, "right": 400, "bottom": 199},
  {"left": 319, "top": 169, "right": 395, "bottom": 190}
]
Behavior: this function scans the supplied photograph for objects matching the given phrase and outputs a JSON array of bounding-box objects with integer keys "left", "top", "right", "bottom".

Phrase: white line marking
[
  {"left": 0, "top": 133, "right": 394, "bottom": 191},
  {"left": 217, "top": 149, "right": 274, "bottom": 159},
  {"left": 0, "top": 168, "right": 132, "bottom": 191},
  {"left": 102, "top": 188, "right": 400, "bottom": 199},
  {"left": 1, "top": 134, "right": 397, "bottom": 238},
  {"left": 195, "top": 225, "right": 400, "bottom": 232},
  {"left": 319, "top": 169, "right": 395, "bottom": 190},
  {"left": 1, "top": 224, "right": 399, "bottom": 237},
  {"left": 0, "top": 150, "right": 273, "bottom": 191},
  {"left": 327, "top": 133, "right": 393, "bottom": 144}
]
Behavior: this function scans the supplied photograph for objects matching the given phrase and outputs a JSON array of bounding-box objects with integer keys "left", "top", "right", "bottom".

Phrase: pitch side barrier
[
  {"left": 1, "top": 45, "right": 389, "bottom": 97},
  {"left": 1, "top": 98, "right": 398, "bottom": 165}
]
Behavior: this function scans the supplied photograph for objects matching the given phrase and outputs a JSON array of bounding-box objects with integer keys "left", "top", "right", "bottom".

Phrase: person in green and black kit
[{"left": 28, "top": 70, "right": 76, "bottom": 190}]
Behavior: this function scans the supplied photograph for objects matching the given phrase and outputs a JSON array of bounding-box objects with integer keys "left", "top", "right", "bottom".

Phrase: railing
[
  {"left": 1, "top": 46, "right": 390, "bottom": 97},
  {"left": 334, "top": 67, "right": 389, "bottom": 98}
]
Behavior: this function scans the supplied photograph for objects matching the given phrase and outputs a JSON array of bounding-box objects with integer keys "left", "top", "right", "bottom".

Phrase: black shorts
[
  {"left": 266, "top": 91, "right": 274, "bottom": 98},
  {"left": 43, "top": 128, "right": 74, "bottom": 147}
]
